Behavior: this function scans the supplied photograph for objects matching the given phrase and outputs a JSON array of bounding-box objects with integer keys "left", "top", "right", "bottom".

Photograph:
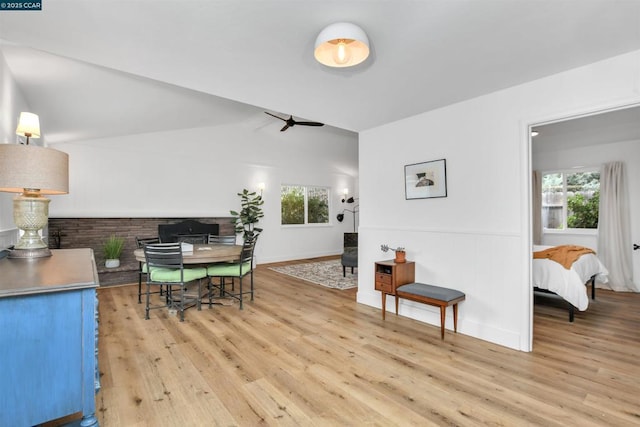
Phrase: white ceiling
[{"left": 1, "top": 1, "right": 640, "bottom": 144}]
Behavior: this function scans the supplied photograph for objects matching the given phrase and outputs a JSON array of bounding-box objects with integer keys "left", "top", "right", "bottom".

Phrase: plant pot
[
  {"left": 394, "top": 251, "right": 406, "bottom": 264},
  {"left": 105, "top": 259, "right": 120, "bottom": 268}
]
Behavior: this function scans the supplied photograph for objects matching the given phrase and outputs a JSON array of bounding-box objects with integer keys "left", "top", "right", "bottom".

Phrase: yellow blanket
[{"left": 533, "top": 245, "right": 595, "bottom": 269}]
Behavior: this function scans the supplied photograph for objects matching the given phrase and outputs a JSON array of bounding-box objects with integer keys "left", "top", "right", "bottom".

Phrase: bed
[{"left": 532, "top": 245, "right": 609, "bottom": 321}]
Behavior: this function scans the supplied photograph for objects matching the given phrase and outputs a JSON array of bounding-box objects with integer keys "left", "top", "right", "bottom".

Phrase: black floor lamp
[{"left": 337, "top": 196, "right": 358, "bottom": 232}]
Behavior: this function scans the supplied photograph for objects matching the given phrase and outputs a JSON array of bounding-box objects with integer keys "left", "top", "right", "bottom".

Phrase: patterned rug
[{"left": 269, "top": 259, "right": 358, "bottom": 290}]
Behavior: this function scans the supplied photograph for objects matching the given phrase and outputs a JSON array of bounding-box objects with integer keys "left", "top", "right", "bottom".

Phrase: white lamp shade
[
  {"left": 314, "top": 22, "right": 370, "bottom": 68},
  {"left": 15, "top": 112, "right": 41, "bottom": 138},
  {"left": 0, "top": 144, "right": 69, "bottom": 194}
]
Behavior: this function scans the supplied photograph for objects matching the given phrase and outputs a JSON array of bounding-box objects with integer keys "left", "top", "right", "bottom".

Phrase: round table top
[{"left": 134, "top": 243, "right": 242, "bottom": 264}]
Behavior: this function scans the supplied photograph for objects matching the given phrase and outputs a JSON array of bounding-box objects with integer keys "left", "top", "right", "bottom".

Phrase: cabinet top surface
[
  {"left": 376, "top": 260, "right": 415, "bottom": 266},
  {"left": 0, "top": 248, "right": 98, "bottom": 298}
]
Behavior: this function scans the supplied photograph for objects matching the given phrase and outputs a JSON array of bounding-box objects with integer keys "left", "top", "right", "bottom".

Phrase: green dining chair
[
  {"left": 207, "top": 234, "right": 237, "bottom": 245},
  {"left": 135, "top": 236, "right": 160, "bottom": 304},
  {"left": 207, "top": 234, "right": 258, "bottom": 310},
  {"left": 143, "top": 242, "right": 208, "bottom": 321},
  {"left": 207, "top": 234, "right": 237, "bottom": 290}
]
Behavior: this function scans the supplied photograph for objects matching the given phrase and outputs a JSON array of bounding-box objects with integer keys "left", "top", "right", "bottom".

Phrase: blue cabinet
[{"left": 0, "top": 249, "right": 100, "bottom": 426}]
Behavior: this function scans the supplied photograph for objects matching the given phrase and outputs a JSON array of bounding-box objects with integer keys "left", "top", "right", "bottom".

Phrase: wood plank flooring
[{"left": 94, "top": 258, "right": 640, "bottom": 426}]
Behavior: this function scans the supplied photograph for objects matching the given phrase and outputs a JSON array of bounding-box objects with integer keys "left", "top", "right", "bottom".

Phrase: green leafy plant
[
  {"left": 103, "top": 234, "right": 125, "bottom": 259},
  {"left": 230, "top": 189, "right": 264, "bottom": 238},
  {"left": 567, "top": 191, "right": 599, "bottom": 229}
]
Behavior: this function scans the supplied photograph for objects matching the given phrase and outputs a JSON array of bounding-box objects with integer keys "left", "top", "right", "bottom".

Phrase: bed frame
[{"left": 534, "top": 274, "right": 596, "bottom": 322}]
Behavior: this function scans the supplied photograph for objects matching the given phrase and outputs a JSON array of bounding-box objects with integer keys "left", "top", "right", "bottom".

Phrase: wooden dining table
[{"left": 134, "top": 243, "right": 242, "bottom": 264}]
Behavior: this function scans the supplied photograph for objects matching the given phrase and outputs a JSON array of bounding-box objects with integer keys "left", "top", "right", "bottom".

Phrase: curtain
[
  {"left": 532, "top": 170, "right": 542, "bottom": 245},
  {"left": 597, "top": 161, "right": 637, "bottom": 291}
]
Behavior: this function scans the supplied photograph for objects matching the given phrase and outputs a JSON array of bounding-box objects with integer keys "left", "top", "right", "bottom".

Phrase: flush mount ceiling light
[{"left": 314, "top": 22, "right": 370, "bottom": 68}]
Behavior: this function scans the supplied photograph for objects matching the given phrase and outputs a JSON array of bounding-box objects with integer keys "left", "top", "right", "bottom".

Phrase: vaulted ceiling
[{"left": 1, "top": 1, "right": 640, "bottom": 144}]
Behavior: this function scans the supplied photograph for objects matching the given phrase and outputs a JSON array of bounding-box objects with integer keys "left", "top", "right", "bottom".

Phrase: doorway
[{"left": 528, "top": 104, "right": 640, "bottom": 339}]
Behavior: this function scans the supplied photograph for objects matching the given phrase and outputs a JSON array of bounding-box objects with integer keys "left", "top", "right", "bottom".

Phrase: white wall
[
  {"left": 0, "top": 50, "right": 31, "bottom": 248},
  {"left": 533, "top": 138, "right": 640, "bottom": 288},
  {"left": 358, "top": 49, "right": 640, "bottom": 351},
  {"left": 51, "top": 122, "right": 359, "bottom": 264}
]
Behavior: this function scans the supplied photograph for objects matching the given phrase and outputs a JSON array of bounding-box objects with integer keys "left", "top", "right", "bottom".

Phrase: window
[
  {"left": 541, "top": 170, "right": 600, "bottom": 231},
  {"left": 281, "top": 185, "right": 330, "bottom": 225}
]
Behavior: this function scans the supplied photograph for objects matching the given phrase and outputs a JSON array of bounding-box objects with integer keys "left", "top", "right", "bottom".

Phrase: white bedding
[{"left": 532, "top": 245, "right": 609, "bottom": 311}]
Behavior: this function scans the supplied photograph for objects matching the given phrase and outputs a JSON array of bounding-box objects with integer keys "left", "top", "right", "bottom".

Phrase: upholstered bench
[{"left": 392, "top": 282, "right": 465, "bottom": 340}]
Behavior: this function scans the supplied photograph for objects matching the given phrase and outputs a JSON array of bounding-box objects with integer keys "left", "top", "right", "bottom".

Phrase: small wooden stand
[{"left": 374, "top": 260, "right": 415, "bottom": 319}]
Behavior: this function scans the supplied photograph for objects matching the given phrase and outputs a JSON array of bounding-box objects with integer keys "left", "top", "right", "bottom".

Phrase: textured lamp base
[
  {"left": 10, "top": 193, "right": 52, "bottom": 258},
  {"left": 9, "top": 247, "right": 52, "bottom": 258}
]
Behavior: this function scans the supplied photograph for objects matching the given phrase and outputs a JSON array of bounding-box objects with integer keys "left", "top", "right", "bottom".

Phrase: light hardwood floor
[{"left": 94, "top": 258, "right": 640, "bottom": 426}]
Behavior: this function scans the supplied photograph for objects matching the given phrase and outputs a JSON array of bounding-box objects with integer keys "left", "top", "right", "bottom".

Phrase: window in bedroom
[
  {"left": 281, "top": 184, "right": 330, "bottom": 225},
  {"left": 541, "top": 170, "right": 600, "bottom": 231}
]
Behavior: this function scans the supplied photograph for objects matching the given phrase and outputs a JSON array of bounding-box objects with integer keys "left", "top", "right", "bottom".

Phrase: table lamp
[
  {"left": 0, "top": 143, "right": 69, "bottom": 258},
  {"left": 15, "top": 112, "right": 41, "bottom": 145}
]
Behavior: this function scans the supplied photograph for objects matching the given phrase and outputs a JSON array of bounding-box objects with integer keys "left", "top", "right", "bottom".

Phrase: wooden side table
[{"left": 374, "top": 260, "right": 415, "bottom": 319}]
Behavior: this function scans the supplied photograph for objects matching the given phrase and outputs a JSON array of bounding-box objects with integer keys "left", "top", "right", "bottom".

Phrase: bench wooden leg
[
  {"left": 453, "top": 303, "right": 459, "bottom": 333},
  {"left": 439, "top": 305, "right": 446, "bottom": 339}
]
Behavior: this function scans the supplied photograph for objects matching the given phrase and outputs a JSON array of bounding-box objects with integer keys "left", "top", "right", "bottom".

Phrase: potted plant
[
  {"left": 380, "top": 244, "right": 406, "bottom": 264},
  {"left": 230, "top": 189, "right": 264, "bottom": 239},
  {"left": 103, "top": 234, "right": 125, "bottom": 268},
  {"left": 394, "top": 247, "right": 406, "bottom": 264}
]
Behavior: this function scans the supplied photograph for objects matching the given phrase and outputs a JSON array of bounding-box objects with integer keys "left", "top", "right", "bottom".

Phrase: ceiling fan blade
[
  {"left": 294, "top": 121, "right": 324, "bottom": 127},
  {"left": 266, "top": 112, "right": 323, "bottom": 132},
  {"left": 265, "top": 111, "right": 286, "bottom": 122}
]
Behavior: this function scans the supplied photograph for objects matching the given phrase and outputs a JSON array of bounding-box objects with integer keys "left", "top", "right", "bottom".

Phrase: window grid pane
[
  {"left": 281, "top": 185, "right": 305, "bottom": 224},
  {"left": 541, "top": 171, "right": 600, "bottom": 231},
  {"left": 566, "top": 172, "right": 600, "bottom": 229},
  {"left": 542, "top": 173, "right": 564, "bottom": 230},
  {"left": 307, "top": 186, "right": 329, "bottom": 224}
]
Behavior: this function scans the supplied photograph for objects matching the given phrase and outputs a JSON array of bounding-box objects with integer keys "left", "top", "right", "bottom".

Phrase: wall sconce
[
  {"left": 0, "top": 143, "right": 69, "bottom": 258},
  {"left": 257, "top": 182, "right": 265, "bottom": 196},
  {"left": 342, "top": 188, "right": 349, "bottom": 202},
  {"left": 314, "top": 22, "right": 370, "bottom": 68},
  {"left": 15, "top": 112, "right": 41, "bottom": 145}
]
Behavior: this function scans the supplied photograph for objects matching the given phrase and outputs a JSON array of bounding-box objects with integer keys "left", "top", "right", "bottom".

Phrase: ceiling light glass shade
[
  {"left": 15, "top": 112, "right": 41, "bottom": 140},
  {"left": 314, "top": 22, "right": 370, "bottom": 68},
  {"left": 0, "top": 144, "right": 69, "bottom": 257}
]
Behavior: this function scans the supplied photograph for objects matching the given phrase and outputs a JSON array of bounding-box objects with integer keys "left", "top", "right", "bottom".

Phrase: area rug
[{"left": 269, "top": 259, "right": 358, "bottom": 290}]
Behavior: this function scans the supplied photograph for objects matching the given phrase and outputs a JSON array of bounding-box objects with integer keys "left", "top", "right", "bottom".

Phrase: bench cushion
[{"left": 396, "top": 283, "right": 465, "bottom": 302}]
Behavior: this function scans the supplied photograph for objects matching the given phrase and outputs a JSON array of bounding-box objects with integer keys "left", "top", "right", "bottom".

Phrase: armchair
[{"left": 341, "top": 232, "right": 358, "bottom": 277}]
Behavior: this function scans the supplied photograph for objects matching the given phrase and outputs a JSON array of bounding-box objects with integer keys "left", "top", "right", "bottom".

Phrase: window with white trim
[
  {"left": 281, "top": 185, "right": 330, "bottom": 225},
  {"left": 541, "top": 169, "right": 600, "bottom": 231}
]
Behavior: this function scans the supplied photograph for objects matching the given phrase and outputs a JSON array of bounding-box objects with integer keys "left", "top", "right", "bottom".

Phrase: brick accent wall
[{"left": 48, "top": 217, "right": 235, "bottom": 286}]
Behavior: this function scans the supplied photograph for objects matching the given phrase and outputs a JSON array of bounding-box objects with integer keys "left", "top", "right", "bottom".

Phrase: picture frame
[{"left": 404, "top": 159, "right": 447, "bottom": 200}]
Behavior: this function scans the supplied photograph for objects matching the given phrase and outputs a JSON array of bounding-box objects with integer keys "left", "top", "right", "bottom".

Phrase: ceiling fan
[{"left": 265, "top": 112, "right": 324, "bottom": 132}]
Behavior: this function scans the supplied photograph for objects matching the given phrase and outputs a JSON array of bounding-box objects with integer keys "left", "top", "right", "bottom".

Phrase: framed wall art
[{"left": 404, "top": 159, "right": 447, "bottom": 200}]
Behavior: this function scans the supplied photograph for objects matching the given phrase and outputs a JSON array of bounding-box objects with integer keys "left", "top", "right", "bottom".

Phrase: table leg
[{"left": 382, "top": 292, "right": 386, "bottom": 320}]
